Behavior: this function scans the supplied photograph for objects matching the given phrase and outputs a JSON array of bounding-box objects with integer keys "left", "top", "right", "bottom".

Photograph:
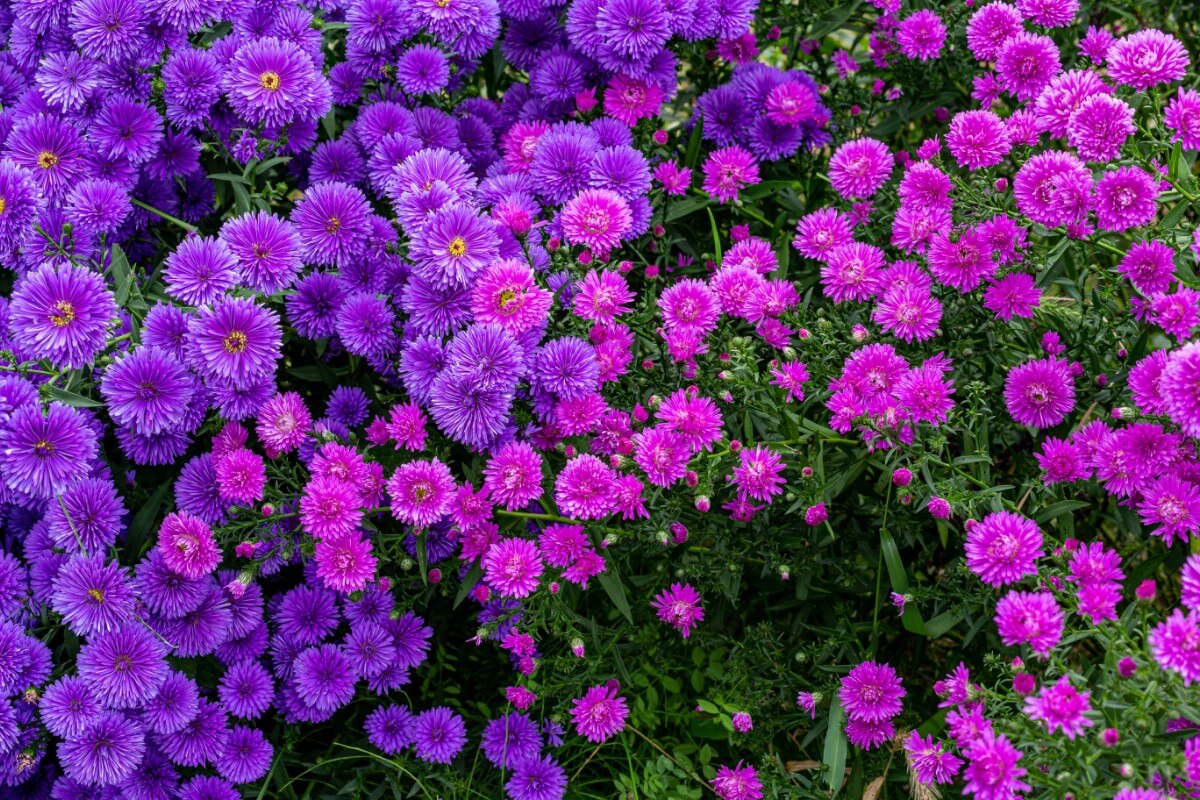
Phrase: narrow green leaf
[
  {"left": 684, "top": 117, "right": 703, "bottom": 169},
  {"left": 596, "top": 569, "right": 633, "bottom": 624},
  {"left": 1034, "top": 500, "right": 1090, "bottom": 524},
  {"left": 453, "top": 564, "right": 483, "bottom": 609},
  {"left": 126, "top": 481, "right": 171, "bottom": 560},
  {"left": 45, "top": 385, "right": 103, "bottom": 408},
  {"left": 823, "top": 698, "right": 847, "bottom": 795},
  {"left": 707, "top": 207, "right": 722, "bottom": 261},
  {"left": 208, "top": 172, "right": 252, "bottom": 186}
]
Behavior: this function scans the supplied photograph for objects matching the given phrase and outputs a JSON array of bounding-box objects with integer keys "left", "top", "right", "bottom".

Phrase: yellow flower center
[
  {"left": 447, "top": 236, "right": 467, "bottom": 258},
  {"left": 435, "top": 0, "right": 450, "bottom": 7},
  {"left": 325, "top": 216, "right": 341, "bottom": 234},
  {"left": 49, "top": 301, "right": 75, "bottom": 328},
  {"left": 498, "top": 288, "right": 518, "bottom": 309},
  {"left": 37, "top": 151, "right": 58, "bottom": 169},
  {"left": 223, "top": 330, "right": 248, "bottom": 354},
  {"left": 0, "top": 197, "right": 7, "bottom": 215},
  {"left": 87, "top": 588, "right": 104, "bottom": 603},
  {"left": 260, "top": 71, "right": 281, "bottom": 91},
  {"left": 34, "top": 440, "right": 53, "bottom": 456}
]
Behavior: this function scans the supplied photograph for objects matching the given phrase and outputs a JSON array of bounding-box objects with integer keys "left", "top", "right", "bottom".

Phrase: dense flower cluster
[{"left": 0, "top": 0, "right": 1197, "bottom": 795}]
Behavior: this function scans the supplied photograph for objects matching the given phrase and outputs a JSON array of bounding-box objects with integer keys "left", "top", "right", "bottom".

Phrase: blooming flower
[{"left": 570, "top": 684, "right": 628, "bottom": 743}]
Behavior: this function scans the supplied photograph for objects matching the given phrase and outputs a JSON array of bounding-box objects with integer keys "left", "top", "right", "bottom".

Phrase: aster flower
[
  {"left": 828, "top": 138, "right": 893, "bottom": 199},
  {"left": 1035, "top": 437, "right": 1088, "bottom": 484},
  {"left": 560, "top": 189, "right": 632, "bottom": 256},
  {"left": 994, "top": 590, "right": 1064, "bottom": 657},
  {"left": 215, "top": 449, "right": 266, "bottom": 506},
  {"left": 158, "top": 511, "right": 220, "bottom": 579},
  {"left": 40, "top": 676, "right": 102, "bottom": 739},
  {"left": 633, "top": 426, "right": 691, "bottom": 486},
  {"left": 982, "top": 273, "right": 1041, "bottom": 321},
  {"left": 256, "top": 392, "right": 312, "bottom": 457},
  {"left": 1094, "top": 166, "right": 1158, "bottom": 233},
  {"left": 873, "top": 286, "right": 941, "bottom": 342},
  {"left": 732, "top": 444, "right": 785, "bottom": 502},
  {"left": 10, "top": 263, "right": 116, "bottom": 370},
  {"left": 100, "top": 347, "right": 193, "bottom": 437},
  {"left": 651, "top": 583, "right": 704, "bottom": 638},
  {"left": 1067, "top": 94, "right": 1134, "bottom": 162},
  {"left": 701, "top": 146, "right": 760, "bottom": 204},
  {"left": 711, "top": 762, "right": 762, "bottom": 800},
  {"left": 483, "top": 538, "right": 544, "bottom": 598},
  {"left": 225, "top": 36, "right": 329, "bottom": 128},
  {"left": 1004, "top": 357, "right": 1075, "bottom": 429},
  {"left": 571, "top": 684, "right": 628, "bottom": 743},
  {"left": 472, "top": 259, "right": 553, "bottom": 334},
  {"left": 410, "top": 202, "right": 501, "bottom": 288},
  {"left": 965, "top": 511, "right": 1043, "bottom": 587},
  {"left": 839, "top": 661, "right": 905, "bottom": 723},
  {"left": 946, "top": 110, "right": 1010, "bottom": 170},
  {"left": 292, "top": 181, "right": 373, "bottom": 268},
  {"left": 315, "top": 534, "right": 377, "bottom": 593},
  {"left": 1149, "top": 609, "right": 1200, "bottom": 684},
  {"left": 7, "top": 113, "right": 87, "bottom": 201},
  {"left": 188, "top": 297, "right": 281, "bottom": 390},
  {"left": 793, "top": 208, "right": 855, "bottom": 261},
  {"left": 219, "top": 211, "right": 303, "bottom": 294},
  {"left": 966, "top": 2, "right": 1023, "bottom": 60},
  {"left": 961, "top": 731, "right": 1031, "bottom": 800},
  {"left": 1139, "top": 474, "right": 1200, "bottom": 546},
  {"left": 896, "top": 9, "right": 945, "bottom": 61},
  {"left": 1012, "top": 151, "right": 1091, "bottom": 229},
  {"left": 336, "top": 292, "right": 397, "bottom": 358},
  {"left": 412, "top": 707, "right": 467, "bottom": 763},
  {"left": 65, "top": 179, "right": 130, "bottom": 235},
  {"left": 77, "top": 623, "right": 168, "bottom": 708},
  {"left": 387, "top": 459, "right": 454, "bottom": 528},
  {"left": 996, "top": 32, "right": 1061, "bottom": 101},
  {"left": 822, "top": 242, "right": 886, "bottom": 303},
  {"left": 507, "top": 754, "right": 568, "bottom": 800},
  {"left": 1108, "top": 30, "right": 1189, "bottom": 91},
  {"left": 218, "top": 660, "right": 274, "bottom": 720},
  {"left": 160, "top": 698, "right": 228, "bottom": 766},
  {"left": 365, "top": 705, "right": 415, "bottom": 754},
  {"left": 1024, "top": 675, "right": 1093, "bottom": 738},
  {"left": 903, "top": 732, "right": 962, "bottom": 785},
  {"left": 396, "top": 44, "right": 450, "bottom": 95},
  {"left": 59, "top": 711, "right": 145, "bottom": 787},
  {"left": 0, "top": 403, "right": 97, "bottom": 501}
]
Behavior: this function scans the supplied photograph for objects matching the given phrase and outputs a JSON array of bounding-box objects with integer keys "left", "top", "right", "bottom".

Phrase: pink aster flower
[
  {"left": 731, "top": 444, "right": 785, "bottom": 503},
  {"left": 903, "top": 731, "right": 962, "bottom": 785},
  {"left": 483, "top": 442, "right": 544, "bottom": 511},
  {"left": 483, "top": 538, "right": 544, "bottom": 598},
  {"left": 983, "top": 273, "right": 1041, "bottom": 320},
  {"left": 158, "top": 511, "right": 219, "bottom": 579},
  {"left": 604, "top": 73, "right": 664, "bottom": 126},
  {"left": 1107, "top": 30, "right": 1189, "bottom": 91},
  {"left": 299, "top": 476, "right": 363, "bottom": 541},
  {"left": 995, "top": 590, "right": 1064, "bottom": 657},
  {"left": 927, "top": 229, "right": 995, "bottom": 293},
  {"left": 471, "top": 259, "right": 553, "bottom": 335},
  {"left": 828, "top": 138, "right": 894, "bottom": 199},
  {"left": 1079, "top": 25, "right": 1114, "bottom": 63},
  {"left": 872, "top": 286, "right": 941, "bottom": 342},
  {"left": 961, "top": 731, "right": 1031, "bottom": 800},
  {"left": 966, "top": 2, "right": 1024, "bottom": 61},
  {"left": 896, "top": 9, "right": 945, "bottom": 61},
  {"left": 1023, "top": 675, "right": 1093, "bottom": 738},
  {"left": 653, "top": 161, "right": 692, "bottom": 195},
  {"left": 215, "top": 449, "right": 266, "bottom": 505},
  {"left": 770, "top": 360, "right": 809, "bottom": 402},
  {"left": 793, "top": 208, "right": 855, "bottom": 261},
  {"left": 996, "top": 32, "right": 1062, "bottom": 101},
  {"left": 701, "top": 146, "right": 760, "bottom": 204},
  {"left": 570, "top": 684, "right": 628, "bottom": 743},
  {"left": 1035, "top": 437, "right": 1088, "bottom": 484},
  {"left": 965, "top": 511, "right": 1043, "bottom": 587},
  {"left": 946, "top": 110, "right": 1011, "bottom": 171},
  {"left": 1012, "top": 151, "right": 1092, "bottom": 229},
  {"left": 256, "top": 392, "right": 312, "bottom": 457},
  {"left": 1119, "top": 241, "right": 1176, "bottom": 295},
  {"left": 315, "top": 534, "right": 377, "bottom": 593},
  {"left": 1017, "top": 0, "right": 1077, "bottom": 27},
  {"left": 387, "top": 458, "right": 454, "bottom": 528},
  {"left": 711, "top": 762, "right": 762, "bottom": 800},
  {"left": 1166, "top": 88, "right": 1200, "bottom": 150},
  {"left": 1094, "top": 166, "right": 1158, "bottom": 233},
  {"left": 821, "top": 242, "right": 886, "bottom": 303},
  {"left": 386, "top": 402, "right": 428, "bottom": 451},
  {"left": 651, "top": 583, "right": 704, "bottom": 638},
  {"left": 1150, "top": 609, "right": 1200, "bottom": 684},
  {"left": 1067, "top": 94, "right": 1134, "bottom": 163},
  {"left": 554, "top": 454, "right": 618, "bottom": 520},
  {"left": 1139, "top": 474, "right": 1200, "bottom": 546},
  {"left": 560, "top": 189, "right": 632, "bottom": 257},
  {"left": 839, "top": 661, "right": 905, "bottom": 723},
  {"left": 1004, "top": 357, "right": 1075, "bottom": 429},
  {"left": 574, "top": 270, "right": 635, "bottom": 323}
]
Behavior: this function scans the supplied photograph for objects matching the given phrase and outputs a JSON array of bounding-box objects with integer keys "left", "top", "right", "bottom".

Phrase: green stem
[
  {"left": 131, "top": 199, "right": 199, "bottom": 233},
  {"left": 495, "top": 509, "right": 578, "bottom": 525}
]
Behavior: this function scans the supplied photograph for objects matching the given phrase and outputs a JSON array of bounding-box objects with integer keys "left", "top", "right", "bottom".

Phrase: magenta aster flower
[
  {"left": 570, "top": 683, "right": 628, "bottom": 743},
  {"left": 1165, "top": 88, "right": 1200, "bottom": 150},
  {"left": 839, "top": 661, "right": 905, "bottom": 723},
  {"left": 1107, "top": 30, "right": 1189, "bottom": 91},
  {"left": 965, "top": 511, "right": 1043, "bottom": 587},
  {"left": 483, "top": 538, "right": 544, "bottom": 598},
  {"left": 966, "top": 2, "right": 1023, "bottom": 61},
  {"left": 651, "top": 583, "right": 704, "bottom": 638},
  {"left": 1139, "top": 474, "right": 1200, "bottom": 546},
  {"left": 896, "top": 9, "right": 945, "bottom": 60},
  {"left": 574, "top": 269, "right": 635, "bottom": 323},
  {"left": 793, "top": 208, "right": 854, "bottom": 261},
  {"left": 1017, "top": 0, "right": 1077, "bottom": 27},
  {"left": 996, "top": 32, "right": 1061, "bottom": 101},
  {"left": 387, "top": 459, "right": 454, "bottom": 528},
  {"left": 314, "top": 534, "right": 377, "bottom": 594},
  {"left": 300, "top": 476, "right": 363, "bottom": 541},
  {"left": 471, "top": 259, "right": 553, "bottom": 334},
  {"left": 982, "top": 274, "right": 1041, "bottom": 321},
  {"left": 821, "top": 242, "right": 886, "bottom": 303},
  {"left": 961, "top": 731, "right": 1031, "bottom": 800},
  {"left": 560, "top": 189, "right": 632, "bottom": 256},
  {"left": 732, "top": 444, "right": 785, "bottom": 503},
  {"left": 828, "top": 138, "right": 893, "bottom": 199},
  {"left": 1004, "top": 357, "right": 1075, "bottom": 429},
  {"left": 1118, "top": 240, "right": 1176, "bottom": 295},
  {"left": 904, "top": 732, "right": 962, "bottom": 785},
  {"left": 946, "top": 110, "right": 1010, "bottom": 171},
  {"left": 1094, "top": 166, "right": 1158, "bottom": 233},
  {"left": 710, "top": 762, "right": 762, "bottom": 800},
  {"left": 701, "top": 146, "right": 760, "bottom": 204},
  {"left": 1012, "top": 151, "right": 1092, "bottom": 229},
  {"left": 554, "top": 454, "right": 618, "bottom": 520},
  {"left": 995, "top": 590, "right": 1064, "bottom": 657},
  {"left": 158, "top": 511, "right": 219, "bottom": 579},
  {"left": 483, "top": 442, "right": 544, "bottom": 511},
  {"left": 1149, "top": 609, "right": 1200, "bottom": 684},
  {"left": 215, "top": 449, "right": 266, "bottom": 506},
  {"left": 1035, "top": 437, "right": 1088, "bottom": 484},
  {"left": 770, "top": 360, "right": 810, "bottom": 402},
  {"left": 1023, "top": 675, "right": 1093, "bottom": 739},
  {"left": 873, "top": 286, "right": 941, "bottom": 342},
  {"left": 927, "top": 229, "right": 995, "bottom": 293},
  {"left": 1067, "top": 94, "right": 1134, "bottom": 163}
]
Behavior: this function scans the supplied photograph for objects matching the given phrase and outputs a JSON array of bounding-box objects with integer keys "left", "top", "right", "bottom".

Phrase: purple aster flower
[
  {"left": 533, "top": 338, "right": 600, "bottom": 400},
  {"left": 141, "top": 671, "right": 200, "bottom": 735},
  {"left": 187, "top": 296, "right": 281, "bottom": 390},
  {"left": 100, "top": 347, "right": 193, "bottom": 437},
  {"left": 164, "top": 236, "right": 240, "bottom": 307},
  {"left": 335, "top": 292, "right": 397, "bottom": 358},
  {"left": 64, "top": 179, "right": 130, "bottom": 235},
  {"left": 160, "top": 698, "right": 228, "bottom": 767},
  {"left": 46, "top": 477, "right": 124, "bottom": 554},
  {"left": 292, "top": 181, "right": 372, "bottom": 268},
  {"left": 219, "top": 211, "right": 303, "bottom": 294},
  {"left": 365, "top": 705, "right": 415, "bottom": 754},
  {"left": 52, "top": 554, "right": 135, "bottom": 637},
  {"left": 90, "top": 99, "right": 162, "bottom": 165},
  {"left": 964, "top": 511, "right": 1043, "bottom": 587},
  {"left": 412, "top": 707, "right": 467, "bottom": 764},
  {"left": 39, "top": 676, "right": 101, "bottom": 739},
  {"left": 9, "top": 263, "right": 116, "bottom": 369},
  {"left": 59, "top": 711, "right": 145, "bottom": 787},
  {"left": 396, "top": 44, "right": 450, "bottom": 95},
  {"left": 507, "top": 754, "right": 567, "bottom": 800},
  {"left": 0, "top": 403, "right": 97, "bottom": 500},
  {"left": 225, "top": 36, "right": 329, "bottom": 128},
  {"left": 409, "top": 202, "right": 501, "bottom": 289},
  {"left": 215, "top": 725, "right": 272, "bottom": 784},
  {"left": 7, "top": 113, "right": 86, "bottom": 201},
  {"left": 481, "top": 711, "right": 542, "bottom": 768},
  {"left": 570, "top": 683, "right": 628, "bottom": 743},
  {"left": 76, "top": 623, "right": 168, "bottom": 708},
  {"left": 293, "top": 644, "right": 356, "bottom": 714},
  {"left": 1004, "top": 357, "right": 1075, "bottom": 429}
]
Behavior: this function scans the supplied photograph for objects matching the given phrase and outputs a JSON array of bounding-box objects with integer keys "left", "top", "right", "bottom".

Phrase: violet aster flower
[
  {"left": 141, "top": 671, "right": 201, "bottom": 735},
  {"left": 412, "top": 707, "right": 467, "bottom": 763},
  {"left": 187, "top": 296, "right": 281, "bottom": 390},
  {"left": 396, "top": 44, "right": 450, "bottom": 95},
  {"left": 0, "top": 403, "right": 97, "bottom": 500},
  {"left": 52, "top": 553, "right": 136, "bottom": 636},
  {"left": 570, "top": 683, "right": 628, "bottom": 743},
  {"left": 409, "top": 202, "right": 501, "bottom": 288},
  {"left": 101, "top": 347, "right": 194, "bottom": 436},
  {"left": 77, "top": 623, "right": 169, "bottom": 708},
  {"left": 225, "top": 36, "right": 329, "bottom": 128},
  {"left": 0, "top": 160, "right": 41, "bottom": 255},
  {"left": 292, "top": 181, "right": 373, "bottom": 268},
  {"left": 365, "top": 705, "right": 415, "bottom": 754},
  {"left": 65, "top": 178, "right": 131, "bottom": 235},
  {"left": 160, "top": 698, "right": 229, "bottom": 766},
  {"left": 90, "top": 99, "right": 162, "bottom": 165},
  {"left": 216, "top": 725, "right": 272, "bottom": 784},
  {"left": 964, "top": 511, "right": 1043, "bottom": 587},
  {"left": 218, "top": 660, "right": 274, "bottom": 720},
  {"left": 40, "top": 676, "right": 102, "bottom": 739},
  {"left": 46, "top": 477, "right": 124, "bottom": 554},
  {"left": 7, "top": 111, "right": 87, "bottom": 201},
  {"left": 220, "top": 211, "right": 303, "bottom": 294},
  {"left": 9, "top": 263, "right": 116, "bottom": 369},
  {"left": 59, "top": 711, "right": 146, "bottom": 787},
  {"left": 481, "top": 711, "right": 542, "bottom": 768}
]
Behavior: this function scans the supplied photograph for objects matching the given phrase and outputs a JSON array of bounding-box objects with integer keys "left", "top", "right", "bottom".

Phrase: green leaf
[
  {"left": 823, "top": 698, "right": 847, "bottom": 795},
  {"left": 707, "top": 207, "right": 722, "bottom": 261},
  {"left": 1034, "top": 500, "right": 1091, "bottom": 524},
  {"left": 45, "top": 385, "right": 103, "bottom": 408},
  {"left": 597, "top": 568, "right": 633, "bottom": 624},
  {"left": 453, "top": 564, "right": 482, "bottom": 609},
  {"left": 110, "top": 244, "right": 133, "bottom": 306},
  {"left": 208, "top": 172, "right": 252, "bottom": 186},
  {"left": 126, "top": 481, "right": 171, "bottom": 560},
  {"left": 684, "top": 117, "right": 703, "bottom": 169}
]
